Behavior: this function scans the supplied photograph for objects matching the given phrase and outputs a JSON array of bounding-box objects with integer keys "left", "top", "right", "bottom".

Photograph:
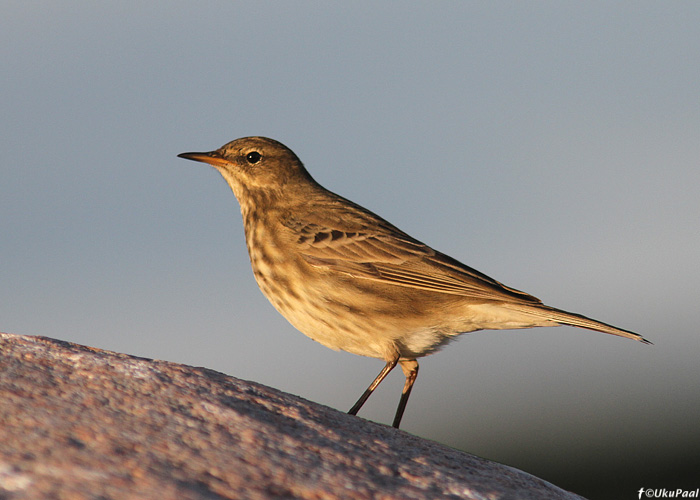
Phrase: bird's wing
[{"left": 285, "top": 200, "right": 542, "bottom": 305}]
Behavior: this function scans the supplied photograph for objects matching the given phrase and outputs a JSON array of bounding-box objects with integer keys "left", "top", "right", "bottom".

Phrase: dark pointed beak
[{"left": 177, "top": 150, "right": 230, "bottom": 168}]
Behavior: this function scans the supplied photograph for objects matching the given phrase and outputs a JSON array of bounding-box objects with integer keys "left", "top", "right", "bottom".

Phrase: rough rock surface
[{"left": 0, "top": 333, "right": 584, "bottom": 500}]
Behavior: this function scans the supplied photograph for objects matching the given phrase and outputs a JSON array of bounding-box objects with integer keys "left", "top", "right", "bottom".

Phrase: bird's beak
[{"left": 177, "top": 150, "right": 230, "bottom": 168}]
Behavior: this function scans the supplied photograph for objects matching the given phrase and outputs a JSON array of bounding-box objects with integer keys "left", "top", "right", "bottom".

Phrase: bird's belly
[
  {"left": 251, "top": 261, "right": 473, "bottom": 360},
  {"left": 250, "top": 256, "right": 428, "bottom": 359},
  {"left": 260, "top": 278, "right": 401, "bottom": 359}
]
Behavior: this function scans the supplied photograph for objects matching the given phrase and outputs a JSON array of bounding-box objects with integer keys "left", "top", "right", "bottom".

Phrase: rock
[{"left": 0, "top": 333, "right": 583, "bottom": 499}]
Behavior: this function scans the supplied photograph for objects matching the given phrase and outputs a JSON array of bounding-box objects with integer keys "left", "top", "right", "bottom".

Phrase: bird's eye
[{"left": 246, "top": 151, "right": 262, "bottom": 164}]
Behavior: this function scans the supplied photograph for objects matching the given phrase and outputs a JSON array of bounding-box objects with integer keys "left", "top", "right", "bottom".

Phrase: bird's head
[{"left": 178, "top": 136, "right": 315, "bottom": 202}]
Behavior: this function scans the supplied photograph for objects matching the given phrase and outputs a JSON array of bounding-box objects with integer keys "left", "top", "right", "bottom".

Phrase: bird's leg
[
  {"left": 348, "top": 357, "right": 398, "bottom": 416},
  {"left": 392, "top": 359, "right": 419, "bottom": 429}
]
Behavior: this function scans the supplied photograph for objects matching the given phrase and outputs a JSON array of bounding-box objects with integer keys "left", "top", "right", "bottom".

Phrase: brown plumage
[{"left": 178, "top": 136, "right": 651, "bottom": 428}]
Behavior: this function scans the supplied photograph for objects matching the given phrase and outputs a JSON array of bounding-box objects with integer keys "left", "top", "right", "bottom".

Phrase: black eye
[{"left": 246, "top": 151, "right": 262, "bottom": 164}]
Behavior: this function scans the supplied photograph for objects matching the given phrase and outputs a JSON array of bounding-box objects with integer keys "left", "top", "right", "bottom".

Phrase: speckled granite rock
[{"left": 0, "top": 333, "right": 584, "bottom": 500}]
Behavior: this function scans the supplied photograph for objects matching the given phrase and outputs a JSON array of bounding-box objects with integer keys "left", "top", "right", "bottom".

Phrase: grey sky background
[{"left": 2, "top": 3, "right": 699, "bottom": 498}]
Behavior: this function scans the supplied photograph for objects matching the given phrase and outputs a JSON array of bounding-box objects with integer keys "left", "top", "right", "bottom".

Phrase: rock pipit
[{"left": 178, "top": 136, "right": 651, "bottom": 429}]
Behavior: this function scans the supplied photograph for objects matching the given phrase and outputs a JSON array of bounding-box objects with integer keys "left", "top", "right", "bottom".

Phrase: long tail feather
[{"left": 505, "top": 303, "right": 653, "bottom": 344}]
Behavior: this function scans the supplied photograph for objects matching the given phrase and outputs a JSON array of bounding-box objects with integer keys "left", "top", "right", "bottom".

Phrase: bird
[{"left": 178, "top": 136, "right": 651, "bottom": 429}]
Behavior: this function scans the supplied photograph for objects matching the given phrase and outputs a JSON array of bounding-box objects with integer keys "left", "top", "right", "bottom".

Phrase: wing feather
[{"left": 285, "top": 199, "right": 541, "bottom": 305}]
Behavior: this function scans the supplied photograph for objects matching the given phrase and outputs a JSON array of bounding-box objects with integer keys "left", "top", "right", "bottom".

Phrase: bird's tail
[{"left": 504, "top": 303, "right": 653, "bottom": 344}]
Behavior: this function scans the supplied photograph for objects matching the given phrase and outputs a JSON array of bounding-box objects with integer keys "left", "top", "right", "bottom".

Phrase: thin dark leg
[
  {"left": 392, "top": 359, "right": 419, "bottom": 429},
  {"left": 348, "top": 358, "right": 398, "bottom": 416}
]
